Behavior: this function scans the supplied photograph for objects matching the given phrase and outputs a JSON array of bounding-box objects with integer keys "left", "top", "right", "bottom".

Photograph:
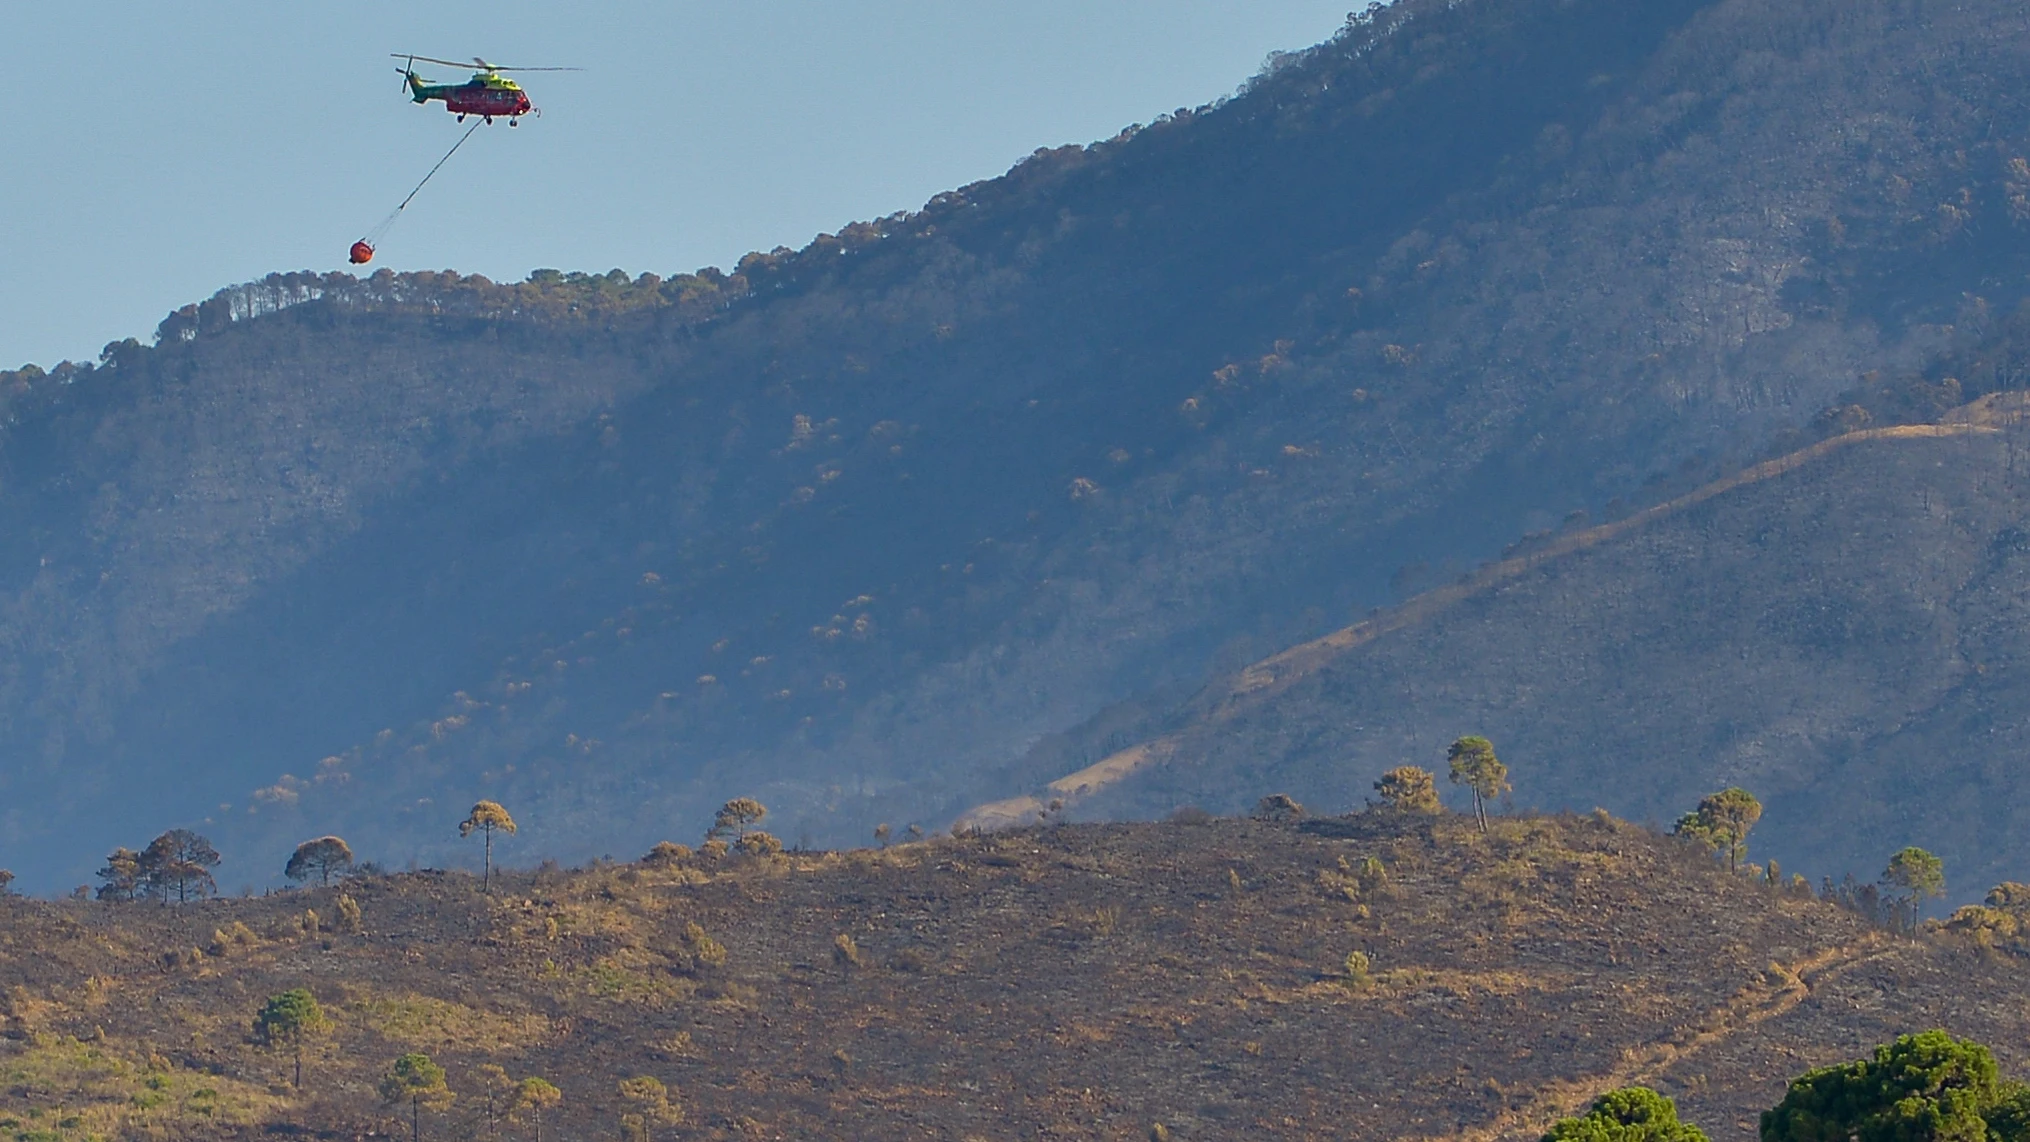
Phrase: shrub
[
  {"left": 736, "top": 831, "right": 783, "bottom": 857},
  {"left": 1543, "top": 1087, "right": 1707, "bottom": 1141},
  {"left": 1317, "top": 868, "right": 1361, "bottom": 902},
  {"left": 1253, "top": 794, "right": 1305, "bottom": 822},
  {"left": 335, "top": 894, "right": 363, "bottom": 933},
  {"left": 206, "top": 922, "right": 259, "bottom": 956},
  {"left": 832, "top": 934, "right": 864, "bottom": 970},
  {"left": 1991, "top": 882, "right": 2030, "bottom": 910},
  {"left": 1343, "top": 951, "right": 1372, "bottom": 987},
  {"left": 642, "top": 842, "right": 691, "bottom": 866},
  {"left": 1373, "top": 766, "right": 1442, "bottom": 813},
  {"left": 667, "top": 922, "right": 727, "bottom": 975}
]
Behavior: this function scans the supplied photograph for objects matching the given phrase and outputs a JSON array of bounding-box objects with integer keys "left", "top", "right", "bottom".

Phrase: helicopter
[{"left": 392, "top": 55, "right": 577, "bottom": 125}]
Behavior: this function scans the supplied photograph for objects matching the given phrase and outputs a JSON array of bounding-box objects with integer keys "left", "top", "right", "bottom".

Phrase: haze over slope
[
  {"left": 1062, "top": 411, "right": 2030, "bottom": 898},
  {"left": 7, "top": 0, "right": 2030, "bottom": 888}
]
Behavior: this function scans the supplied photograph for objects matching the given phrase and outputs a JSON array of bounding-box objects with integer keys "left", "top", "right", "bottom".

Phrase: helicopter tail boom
[{"left": 400, "top": 68, "right": 434, "bottom": 103}]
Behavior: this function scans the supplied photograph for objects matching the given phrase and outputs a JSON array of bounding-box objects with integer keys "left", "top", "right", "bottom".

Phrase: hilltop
[
  {"left": 4, "top": 812, "right": 2026, "bottom": 1141},
  {"left": 10, "top": 0, "right": 2030, "bottom": 887}
]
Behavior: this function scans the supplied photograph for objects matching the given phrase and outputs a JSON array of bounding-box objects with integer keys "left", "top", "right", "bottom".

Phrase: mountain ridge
[{"left": 9, "top": 0, "right": 2030, "bottom": 890}]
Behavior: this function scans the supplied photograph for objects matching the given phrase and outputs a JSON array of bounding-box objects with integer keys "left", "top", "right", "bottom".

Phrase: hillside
[
  {"left": 4, "top": 814, "right": 2026, "bottom": 1141},
  {"left": 1009, "top": 403, "right": 2030, "bottom": 898},
  {"left": 11, "top": 0, "right": 2030, "bottom": 888}
]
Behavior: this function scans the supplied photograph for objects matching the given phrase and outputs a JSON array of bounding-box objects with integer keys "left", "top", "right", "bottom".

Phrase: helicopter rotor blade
[
  {"left": 392, "top": 53, "right": 480, "bottom": 70},
  {"left": 391, "top": 52, "right": 581, "bottom": 72}
]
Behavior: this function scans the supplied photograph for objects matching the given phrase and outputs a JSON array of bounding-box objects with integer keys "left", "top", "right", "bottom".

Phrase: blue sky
[{"left": 0, "top": 2, "right": 1354, "bottom": 370}]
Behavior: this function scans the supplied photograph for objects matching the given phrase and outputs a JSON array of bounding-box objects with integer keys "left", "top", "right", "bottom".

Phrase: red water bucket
[{"left": 349, "top": 240, "right": 375, "bottom": 265}]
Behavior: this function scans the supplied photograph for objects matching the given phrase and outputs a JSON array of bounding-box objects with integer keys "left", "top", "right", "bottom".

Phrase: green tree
[
  {"left": 512, "top": 1077, "right": 563, "bottom": 1142},
  {"left": 707, "top": 798, "right": 768, "bottom": 842},
  {"left": 618, "top": 1075, "right": 681, "bottom": 1141},
  {"left": 1446, "top": 736, "right": 1509, "bottom": 832},
  {"left": 1761, "top": 1030, "right": 2030, "bottom": 1142},
  {"left": 284, "top": 836, "right": 355, "bottom": 886},
  {"left": 1672, "top": 788, "right": 1763, "bottom": 872},
  {"left": 459, "top": 801, "right": 517, "bottom": 891},
  {"left": 96, "top": 847, "right": 142, "bottom": 901},
  {"left": 139, "top": 829, "right": 221, "bottom": 904},
  {"left": 1542, "top": 1087, "right": 1708, "bottom": 1141},
  {"left": 1883, "top": 846, "right": 1947, "bottom": 929},
  {"left": 379, "top": 1052, "right": 453, "bottom": 1142},
  {"left": 254, "top": 988, "right": 329, "bottom": 1089},
  {"left": 1373, "top": 765, "right": 1443, "bottom": 813}
]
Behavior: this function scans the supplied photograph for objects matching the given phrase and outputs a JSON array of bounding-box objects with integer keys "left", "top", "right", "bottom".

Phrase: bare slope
[
  {"left": 11, "top": 0, "right": 2030, "bottom": 887},
  {"left": 2, "top": 815, "right": 2024, "bottom": 1141},
  {"left": 1039, "top": 411, "right": 2030, "bottom": 896}
]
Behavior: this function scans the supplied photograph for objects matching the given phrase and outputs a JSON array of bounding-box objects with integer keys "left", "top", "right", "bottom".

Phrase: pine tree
[
  {"left": 1882, "top": 846, "right": 1946, "bottom": 929},
  {"left": 707, "top": 798, "right": 768, "bottom": 842},
  {"left": 254, "top": 989, "right": 329, "bottom": 1089},
  {"left": 96, "top": 848, "right": 142, "bottom": 901},
  {"left": 1672, "top": 788, "right": 1763, "bottom": 871},
  {"left": 284, "top": 836, "right": 355, "bottom": 886},
  {"left": 138, "top": 830, "right": 220, "bottom": 904},
  {"left": 379, "top": 1053, "right": 453, "bottom": 1142},
  {"left": 513, "top": 1077, "right": 563, "bottom": 1142},
  {"left": 1446, "top": 736, "right": 1509, "bottom": 832},
  {"left": 458, "top": 802, "right": 517, "bottom": 891}
]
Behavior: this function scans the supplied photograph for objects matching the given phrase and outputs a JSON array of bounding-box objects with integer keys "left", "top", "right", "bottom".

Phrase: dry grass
[{"left": 2, "top": 814, "right": 2027, "bottom": 1140}]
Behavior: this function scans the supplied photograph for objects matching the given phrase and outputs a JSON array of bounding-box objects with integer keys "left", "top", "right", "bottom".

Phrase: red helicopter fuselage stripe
[{"left": 432, "top": 88, "right": 530, "bottom": 115}]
